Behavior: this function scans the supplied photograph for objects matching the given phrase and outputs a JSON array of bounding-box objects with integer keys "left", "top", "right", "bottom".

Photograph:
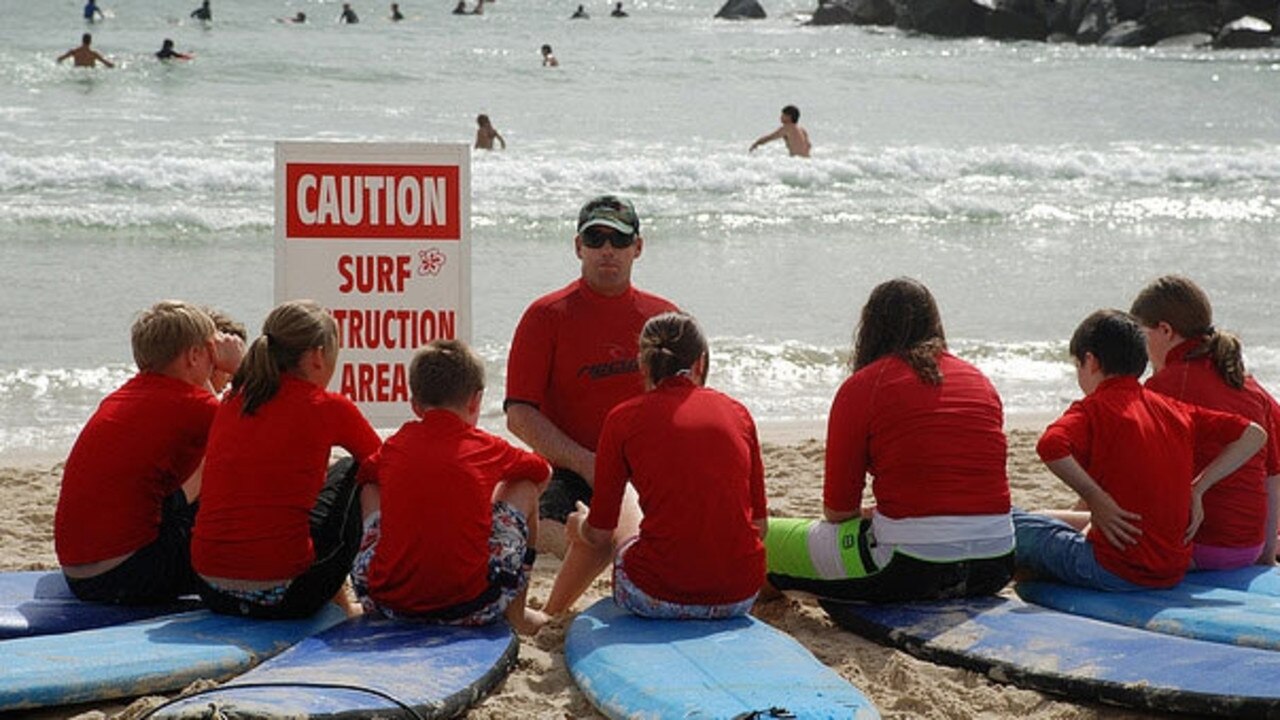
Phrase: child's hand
[
  {"left": 1091, "top": 491, "right": 1142, "bottom": 550},
  {"left": 211, "top": 332, "right": 247, "bottom": 373},
  {"left": 566, "top": 501, "right": 590, "bottom": 546}
]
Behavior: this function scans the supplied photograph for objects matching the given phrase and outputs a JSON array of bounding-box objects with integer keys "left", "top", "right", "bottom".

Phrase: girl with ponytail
[
  {"left": 547, "top": 312, "right": 768, "bottom": 619},
  {"left": 192, "top": 300, "right": 381, "bottom": 618},
  {"left": 1131, "top": 275, "right": 1280, "bottom": 568}
]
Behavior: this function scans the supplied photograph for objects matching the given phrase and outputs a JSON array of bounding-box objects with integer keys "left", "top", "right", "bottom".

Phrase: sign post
[{"left": 275, "top": 142, "right": 471, "bottom": 428}]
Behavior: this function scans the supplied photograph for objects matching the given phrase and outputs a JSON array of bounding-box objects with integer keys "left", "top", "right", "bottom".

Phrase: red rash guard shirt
[
  {"left": 192, "top": 375, "right": 381, "bottom": 580},
  {"left": 505, "top": 279, "right": 677, "bottom": 451},
  {"left": 360, "top": 410, "right": 550, "bottom": 615},
  {"left": 1146, "top": 339, "right": 1280, "bottom": 548},
  {"left": 589, "top": 377, "right": 767, "bottom": 605},
  {"left": 824, "top": 353, "right": 1010, "bottom": 519},
  {"left": 55, "top": 373, "right": 219, "bottom": 565},
  {"left": 1037, "top": 376, "right": 1251, "bottom": 587}
]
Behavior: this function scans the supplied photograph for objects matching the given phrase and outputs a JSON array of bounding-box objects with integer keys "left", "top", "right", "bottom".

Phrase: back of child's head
[
  {"left": 1130, "top": 274, "right": 1245, "bottom": 389},
  {"left": 782, "top": 105, "right": 800, "bottom": 123},
  {"left": 853, "top": 277, "right": 946, "bottom": 385},
  {"left": 639, "top": 311, "right": 708, "bottom": 386},
  {"left": 232, "top": 300, "right": 337, "bottom": 416},
  {"left": 409, "top": 339, "right": 485, "bottom": 409},
  {"left": 131, "top": 300, "right": 216, "bottom": 373},
  {"left": 1069, "top": 309, "right": 1147, "bottom": 377},
  {"left": 202, "top": 306, "right": 247, "bottom": 341}
]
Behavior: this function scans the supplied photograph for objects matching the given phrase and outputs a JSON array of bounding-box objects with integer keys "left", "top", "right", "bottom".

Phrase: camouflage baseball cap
[{"left": 577, "top": 195, "right": 639, "bottom": 236}]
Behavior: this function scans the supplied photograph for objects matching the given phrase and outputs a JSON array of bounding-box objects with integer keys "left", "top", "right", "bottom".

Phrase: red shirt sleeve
[
  {"left": 505, "top": 303, "right": 554, "bottom": 409},
  {"left": 1185, "top": 401, "right": 1251, "bottom": 452},
  {"left": 1037, "top": 400, "right": 1092, "bottom": 465},
  {"left": 588, "top": 404, "right": 631, "bottom": 532},
  {"left": 823, "top": 371, "right": 874, "bottom": 513},
  {"left": 332, "top": 392, "right": 382, "bottom": 462},
  {"left": 494, "top": 438, "right": 553, "bottom": 487}
]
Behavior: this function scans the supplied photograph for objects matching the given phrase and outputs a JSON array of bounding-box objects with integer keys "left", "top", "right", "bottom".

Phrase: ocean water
[{"left": 3, "top": 0, "right": 1280, "bottom": 456}]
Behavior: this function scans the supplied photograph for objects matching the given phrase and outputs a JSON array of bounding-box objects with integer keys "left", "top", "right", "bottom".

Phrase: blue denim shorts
[{"left": 1012, "top": 510, "right": 1145, "bottom": 592}]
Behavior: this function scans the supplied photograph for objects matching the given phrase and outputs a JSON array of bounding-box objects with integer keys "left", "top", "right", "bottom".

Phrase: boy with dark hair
[
  {"left": 749, "top": 104, "right": 811, "bottom": 157},
  {"left": 55, "top": 300, "right": 244, "bottom": 603},
  {"left": 1014, "top": 309, "right": 1266, "bottom": 590},
  {"left": 354, "top": 339, "right": 551, "bottom": 633}
]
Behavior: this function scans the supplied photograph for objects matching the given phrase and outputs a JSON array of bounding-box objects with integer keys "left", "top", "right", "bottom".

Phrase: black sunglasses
[{"left": 581, "top": 227, "right": 637, "bottom": 249}]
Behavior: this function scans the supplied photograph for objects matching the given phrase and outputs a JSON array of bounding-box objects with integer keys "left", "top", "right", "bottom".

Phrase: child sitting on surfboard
[
  {"left": 1130, "top": 276, "right": 1280, "bottom": 569},
  {"left": 1014, "top": 309, "right": 1266, "bottom": 590},
  {"left": 54, "top": 301, "right": 245, "bottom": 604},
  {"left": 192, "top": 300, "right": 381, "bottom": 619},
  {"left": 545, "top": 312, "right": 768, "bottom": 619},
  {"left": 352, "top": 339, "right": 551, "bottom": 634},
  {"left": 763, "top": 279, "right": 1014, "bottom": 603}
]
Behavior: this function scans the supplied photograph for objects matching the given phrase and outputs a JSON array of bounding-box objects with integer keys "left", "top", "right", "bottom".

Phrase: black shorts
[
  {"left": 538, "top": 467, "right": 592, "bottom": 523},
  {"left": 199, "top": 457, "right": 364, "bottom": 620},
  {"left": 771, "top": 550, "right": 1015, "bottom": 604},
  {"left": 65, "top": 489, "right": 201, "bottom": 605}
]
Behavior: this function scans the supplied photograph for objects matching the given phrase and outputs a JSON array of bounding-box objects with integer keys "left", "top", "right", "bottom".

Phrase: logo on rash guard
[{"left": 577, "top": 358, "right": 639, "bottom": 381}]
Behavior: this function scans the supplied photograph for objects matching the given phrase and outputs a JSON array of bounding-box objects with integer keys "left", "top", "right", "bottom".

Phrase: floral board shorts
[
  {"left": 612, "top": 537, "right": 757, "bottom": 620},
  {"left": 352, "top": 501, "right": 532, "bottom": 625}
]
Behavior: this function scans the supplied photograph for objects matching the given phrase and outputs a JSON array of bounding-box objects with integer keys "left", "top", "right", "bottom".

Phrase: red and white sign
[{"left": 275, "top": 142, "right": 471, "bottom": 428}]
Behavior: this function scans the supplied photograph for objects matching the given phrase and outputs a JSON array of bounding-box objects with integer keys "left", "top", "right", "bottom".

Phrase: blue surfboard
[
  {"left": 0, "top": 605, "right": 346, "bottom": 711},
  {"left": 148, "top": 616, "right": 518, "bottom": 719},
  {"left": 1016, "top": 579, "right": 1280, "bottom": 650},
  {"left": 0, "top": 571, "right": 198, "bottom": 640},
  {"left": 566, "top": 598, "right": 880, "bottom": 720},
  {"left": 821, "top": 596, "right": 1280, "bottom": 717},
  {"left": 1186, "top": 565, "right": 1280, "bottom": 596}
]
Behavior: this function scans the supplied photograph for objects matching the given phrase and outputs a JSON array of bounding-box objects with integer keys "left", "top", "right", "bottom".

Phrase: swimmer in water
[{"left": 58, "top": 33, "right": 115, "bottom": 68}]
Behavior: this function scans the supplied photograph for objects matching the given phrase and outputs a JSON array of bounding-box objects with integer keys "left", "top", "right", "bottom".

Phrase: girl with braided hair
[
  {"left": 1131, "top": 275, "right": 1280, "bottom": 568},
  {"left": 546, "top": 311, "right": 768, "bottom": 618}
]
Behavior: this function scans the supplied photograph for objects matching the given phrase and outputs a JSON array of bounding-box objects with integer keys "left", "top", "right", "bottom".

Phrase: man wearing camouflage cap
[{"left": 504, "top": 195, "right": 678, "bottom": 566}]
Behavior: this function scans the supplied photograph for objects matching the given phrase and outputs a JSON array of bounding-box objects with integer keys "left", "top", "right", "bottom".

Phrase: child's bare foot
[{"left": 511, "top": 607, "right": 550, "bottom": 635}]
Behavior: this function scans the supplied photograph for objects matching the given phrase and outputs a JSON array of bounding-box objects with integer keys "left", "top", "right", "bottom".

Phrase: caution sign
[{"left": 275, "top": 142, "right": 471, "bottom": 428}]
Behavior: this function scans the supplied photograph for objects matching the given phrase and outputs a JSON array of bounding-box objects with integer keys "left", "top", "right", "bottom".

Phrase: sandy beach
[{"left": 0, "top": 421, "right": 1164, "bottom": 720}]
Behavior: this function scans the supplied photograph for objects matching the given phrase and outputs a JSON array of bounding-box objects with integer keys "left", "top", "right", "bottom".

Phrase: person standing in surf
[
  {"left": 57, "top": 33, "right": 114, "bottom": 68},
  {"left": 749, "top": 105, "right": 811, "bottom": 157}
]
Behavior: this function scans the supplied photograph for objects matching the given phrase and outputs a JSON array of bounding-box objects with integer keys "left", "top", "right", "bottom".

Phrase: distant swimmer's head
[
  {"left": 295, "top": 11, "right": 307, "bottom": 21},
  {"left": 82, "top": 32, "right": 93, "bottom": 45},
  {"left": 1068, "top": 309, "right": 1148, "bottom": 385},
  {"left": 161, "top": 38, "right": 175, "bottom": 50},
  {"left": 477, "top": 113, "right": 491, "bottom": 127},
  {"left": 782, "top": 105, "right": 800, "bottom": 124},
  {"left": 578, "top": 194, "right": 639, "bottom": 237},
  {"left": 639, "top": 312, "right": 709, "bottom": 389},
  {"left": 541, "top": 44, "right": 553, "bottom": 55},
  {"left": 854, "top": 277, "right": 946, "bottom": 384}
]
